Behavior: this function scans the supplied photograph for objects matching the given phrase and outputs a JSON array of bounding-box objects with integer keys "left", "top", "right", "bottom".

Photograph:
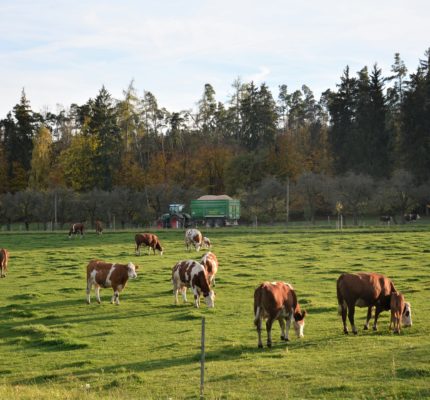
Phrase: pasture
[{"left": 0, "top": 225, "right": 429, "bottom": 399}]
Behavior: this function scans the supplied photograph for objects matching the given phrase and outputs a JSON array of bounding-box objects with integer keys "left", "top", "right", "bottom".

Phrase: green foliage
[{"left": 0, "top": 227, "right": 429, "bottom": 399}]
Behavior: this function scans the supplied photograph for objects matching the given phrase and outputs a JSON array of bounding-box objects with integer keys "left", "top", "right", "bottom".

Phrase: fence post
[{"left": 200, "top": 317, "right": 205, "bottom": 399}]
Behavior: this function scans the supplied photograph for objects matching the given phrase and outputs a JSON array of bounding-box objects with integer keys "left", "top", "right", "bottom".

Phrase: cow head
[
  {"left": 204, "top": 290, "right": 215, "bottom": 308},
  {"left": 127, "top": 262, "right": 138, "bottom": 279},
  {"left": 293, "top": 310, "right": 307, "bottom": 338},
  {"left": 156, "top": 242, "right": 163, "bottom": 256},
  {"left": 402, "top": 302, "right": 412, "bottom": 327}
]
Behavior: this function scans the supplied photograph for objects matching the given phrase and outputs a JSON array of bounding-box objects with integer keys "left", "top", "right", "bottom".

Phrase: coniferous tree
[{"left": 400, "top": 49, "right": 430, "bottom": 182}]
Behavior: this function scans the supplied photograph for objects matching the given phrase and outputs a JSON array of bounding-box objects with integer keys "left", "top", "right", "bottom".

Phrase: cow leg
[
  {"left": 279, "top": 318, "right": 287, "bottom": 341},
  {"left": 181, "top": 287, "right": 188, "bottom": 303},
  {"left": 373, "top": 306, "right": 383, "bottom": 331},
  {"left": 111, "top": 291, "right": 120, "bottom": 305},
  {"left": 256, "top": 316, "right": 263, "bottom": 348},
  {"left": 340, "top": 303, "right": 348, "bottom": 334},
  {"left": 364, "top": 306, "right": 372, "bottom": 330},
  {"left": 86, "top": 281, "right": 92, "bottom": 304},
  {"left": 95, "top": 286, "right": 101, "bottom": 304},
  {"left": 266, "top": 317, "right": 274, "bottom": 348},
  {"left": 193, "top": 287, "right": 200, "bottom": 308},
  {"left": 347, "top": 303, "right": 358, "bottom": 334},
  {"left": 284, "top": 315, "right": 292, "bottom": 341}
]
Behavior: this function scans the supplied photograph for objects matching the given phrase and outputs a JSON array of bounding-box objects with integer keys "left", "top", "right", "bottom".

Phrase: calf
[
  {"left": 135, "top": 233, "right": 163, "bottom": 256},
  {"left": 69, "top": 223, "right": 84, "bottom": 239},
  {"left": 202, "top": 237, "right": 211, "bottom": 249},
  {"left": 0, "top": 248, "right": 9, "bottom": 278},
  {"left": 254, "top": 282, "right": 306, "bottom": 348},
  {"left": 336, "top": 272, "right": 412, "bottom": 334},
  {"left": 172, "top": 260, "right": 215, "bottom": 308},
  {"left": 185, "top": 228, "right": 203, "bottom": 251},
  {"left": 200, "top": 252, "right": 218, "bottom": 287},
  {"left": 86, "top": 260, "right": 138, "bottom": 305},
  {"left": 390, "top": 291, "right": 405, "bottom": 334},
  {"left": 95, "top": 220, "right": 103, "bottom": 235}
]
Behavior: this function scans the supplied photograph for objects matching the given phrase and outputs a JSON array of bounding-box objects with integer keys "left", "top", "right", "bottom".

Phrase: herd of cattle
[{"left": 2, "top": 224, "right": 415, "bottom": 349}]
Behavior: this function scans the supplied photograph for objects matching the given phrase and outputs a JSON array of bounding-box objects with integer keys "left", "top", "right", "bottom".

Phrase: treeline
[{"left": 0, "top": 50, "right": 429, "bottom": 227}]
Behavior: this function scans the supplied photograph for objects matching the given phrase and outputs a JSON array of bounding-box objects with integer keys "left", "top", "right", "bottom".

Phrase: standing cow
[
  {"left": 135, "top": 233, "right": 163, "bottom": 256},
  {"left": 69, "top": 223, "right": 84, "bottom": 239},
  {"left": 404, "top": 213, "right": 420, "bottom": 222},
  {"left": 390, "top": 291, "right": 406, "bottom": 334},
  {"left": 172, "top": 260, "right": 215, "bottom": 308},
  {"left": 254, "top": 281, "right": 307, "bottom": 348},
  {"left": 185, "top": 229, "right": 203, "bottom": 251},
  {"left": 0, "top": 248, "right": 9, "bottom": 278},
  {"left": 95, "top": 220, "right": 103, "bottom": 235},
  {"left": 200, "top": 252, "right": 218, "bottom": 287},
  {"left": 336, "top": 272, "right": 412, "bottom": 334},
  {"left": 86, "top": 260, "right": 138, "bottom": 305}
]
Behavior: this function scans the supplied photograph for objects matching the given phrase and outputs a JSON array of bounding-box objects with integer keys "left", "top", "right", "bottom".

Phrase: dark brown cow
[
  {"left": 95, "top": 220, "right": 103, "bottom": 235},
  {"left": 390, "top": 291, "right": 405, "bottom": 334},
  {"left": 135, "top": 233, "right": 163, "bottom": 256},
  {"left": 254, "top": 282, "right": 306, "bottom": 348},
  {"left": 69, "top": 223, "right": 84, "bottom": 239},
  {"left": 0, "top": 248, "right": 9, "bottom": 278},
  {"left": 86, "top": 259, "right": 138, "bottom": 305},
  {"left": 185, "top": 229, "right": 203, "bottom": 251},
  {"left": 404, "top": 213, "right": 420, "bottom": 222},
  {"left": 200, "top": 252, "right": 218, "bottom": 287},
  {"left": 336, "top": 272, "right": 412, "bottom": 334},
  {"left": 172, "top": 260, "right": 215, "bottom": 308}
]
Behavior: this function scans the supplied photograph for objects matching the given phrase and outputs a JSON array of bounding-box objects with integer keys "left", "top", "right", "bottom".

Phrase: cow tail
[
  {"left": 253, "top": 287, "right": 262, "bottom": 326},
  {"left": 336, "top": 276, "right": 344, "bottom": 315}
]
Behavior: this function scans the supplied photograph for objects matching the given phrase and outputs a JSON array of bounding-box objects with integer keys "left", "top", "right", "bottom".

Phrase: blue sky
[{"left": 1, "top": 0, "right": 429, "bottom": 117}]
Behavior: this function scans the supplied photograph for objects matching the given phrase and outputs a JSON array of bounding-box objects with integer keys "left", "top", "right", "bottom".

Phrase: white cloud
[{"left": 1, "top": 0, "right": 429, "bottom": 115}]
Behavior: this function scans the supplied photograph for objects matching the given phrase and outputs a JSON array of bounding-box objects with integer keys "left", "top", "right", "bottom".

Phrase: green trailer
[{"left": 190, "top": 195, "right": 240, "bottom": 227}]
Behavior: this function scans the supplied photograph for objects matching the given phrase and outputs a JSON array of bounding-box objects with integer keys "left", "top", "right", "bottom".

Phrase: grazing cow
[
  {"left": 185, "top": 228, "right": 203, "bottom": 251},
  {"left": 404, "top": 213, "right": 420, "bottom": 222},
  {"left": 390, "top": 291, "right": 405, "bottom": 334},
  {"left": 86, "top": 259, "right": 138, "bottom": 305},
  {"left": 336, "top": 272, "right": 412, "bottom": 334},
  {"left": 202, "top": 237, "right": 211, "bottom": 249},
  {"left": 0, "top": 248, "right": 9, "bottom": 278},
  {"left": 135, "top": 233, "right": 163, "bottom": 256},
  {"left": 254, "top": 282, "right": 307, "bottom": 348},
  {"left": 69, "top": 223, "right": 84, "bottom": 239},
  {"left": 380, "top": 215, "right": 395, "bottom": 225},
  {"left": 200, "top": 252, "right": 218, "bottom": 287},
  {"left": 95, "top": 220, "right": 103, "bottom": 235},
  {"left": 172, "top": 260, "right": 215, "bottom": 308}
]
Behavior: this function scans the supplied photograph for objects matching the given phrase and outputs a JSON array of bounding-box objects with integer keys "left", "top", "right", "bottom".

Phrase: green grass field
[{"left": 0, "top": 224, "right": 429, "bottom": 399}]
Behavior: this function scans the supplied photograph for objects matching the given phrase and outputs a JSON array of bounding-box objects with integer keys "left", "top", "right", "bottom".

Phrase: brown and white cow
[
  {"left": 254, "top": 282, "right": 306, "bottom": 348},
  {"left": 86, "top": 260, "right": 138, "bottom": 305},
  {"left": 95, "top": 220, "right": 103, "bottom": 235},
  {"left": 200, "top": 252, "right": 218, "bottom": 287},
  {"left": 202, "top": 237, "right": 211, "bottom": 249},
  {"left": 336, "top": 272, "right": 412, "bottom": 334},
  {"left": 390, "top": 291, "right": 405, "bottom": 334},
  {"left": 185, "top": 228, "right": 203, "bottom": 251},
  {"left": 135, "top": 233, "right": 163, "bottom": 256},
  {"left": 172, "top": 260, "right": 215, "bottom": 308},
  {"left": 0, "top": 248, "right": 9, "bottom": 278},
  {"left": 69, "top": 223, "right": 84, "bottom": 239}
]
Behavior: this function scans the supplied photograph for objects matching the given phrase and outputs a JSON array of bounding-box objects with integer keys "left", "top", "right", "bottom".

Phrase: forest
[{"left": 0, "top": 50, "right": 429, "bottom": 229}]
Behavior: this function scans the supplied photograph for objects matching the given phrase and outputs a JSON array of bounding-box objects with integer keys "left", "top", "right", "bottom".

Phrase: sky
[{"left": 1, "top": 0, "right": 429, "bottom": 117}]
